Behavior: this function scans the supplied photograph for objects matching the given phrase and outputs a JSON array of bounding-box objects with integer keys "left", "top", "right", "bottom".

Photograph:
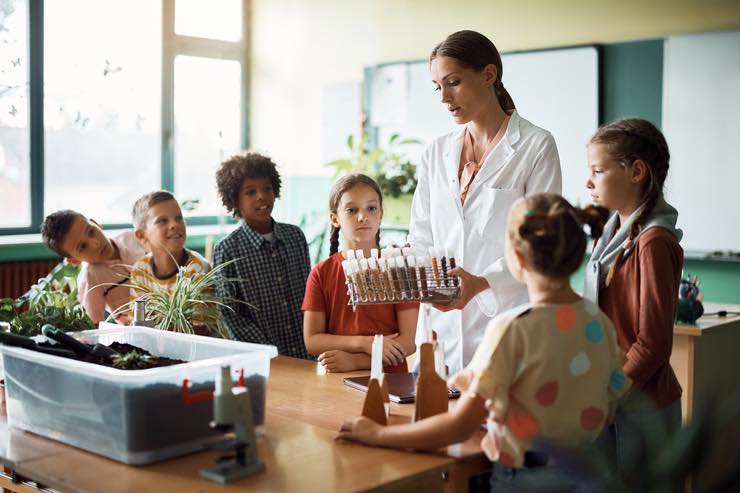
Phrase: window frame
[{"left": 0, "top": 0, "right": 249, "bottom": 236}]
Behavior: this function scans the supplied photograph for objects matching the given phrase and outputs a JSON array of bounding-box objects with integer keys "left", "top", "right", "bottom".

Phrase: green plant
[
  {"left": 325, "top": 132, "right": 421, "bottom": 198},
  {"left": 541, "top": 393, "right": 740, "bottom": 492},
  {"left": 0, "top": 261, "right": 94, "bottom": 336},
  {"left": 111, "top": 350, "right": 154, "bottom": 370},
  {"left": 111, "top": 258, "right": 250, "bottom": 338}
]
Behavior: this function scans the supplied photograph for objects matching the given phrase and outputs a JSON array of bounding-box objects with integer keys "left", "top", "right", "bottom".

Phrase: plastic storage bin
[{"left": 0, "top": 324, "right": 277, "bottom": 464}]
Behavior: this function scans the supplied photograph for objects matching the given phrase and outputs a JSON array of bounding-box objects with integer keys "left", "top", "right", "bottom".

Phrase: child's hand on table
[
  {"left": 336, "top": 416, "right": 383, "bottom": 445},
  {"left": 380, "top": 333, "right": 406, "bottom": 366},
  {"left": 318, "top": 350, "right": 362, "bottom": 372}
]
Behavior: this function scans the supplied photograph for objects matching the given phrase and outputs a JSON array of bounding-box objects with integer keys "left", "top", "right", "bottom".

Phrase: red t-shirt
[{"left": 302, "top": 252, "right": 417, "bottom": 373}]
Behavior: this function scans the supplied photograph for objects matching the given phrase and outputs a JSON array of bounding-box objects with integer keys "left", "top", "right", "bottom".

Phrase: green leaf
[{"left": 398, "top": 138, "right": 422, "bottom": 145}]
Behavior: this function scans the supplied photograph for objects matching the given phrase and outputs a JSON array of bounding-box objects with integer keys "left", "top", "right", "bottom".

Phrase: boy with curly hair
[{"left": 214, "top": 152, "right": 311, "bottom": 358}]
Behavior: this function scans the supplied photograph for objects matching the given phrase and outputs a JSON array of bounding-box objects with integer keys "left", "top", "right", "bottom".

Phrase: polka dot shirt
[{"left": 450, "top": 299, "right": 630, "bottom": 468}]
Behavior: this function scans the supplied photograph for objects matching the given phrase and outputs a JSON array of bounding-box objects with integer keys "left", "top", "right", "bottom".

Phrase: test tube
[
  {"left": 341, "top": 260, "right": 356, "bottom": 303},
  {"left": 386, "top": 257, "right": 400, "bottom": 301},
  {"left": 356, "top": 249, "right": 365, "bottom": 260},
  {"left": 428, "top": 247, "right": 441, "bottom": 289},
  {"left": 395, "top": 255, "right": 412, "bottom": 299},
  {"left": 377, "top": 258, "right": 394, "bottom": 301},
  {"left": 447, "top": 248, "right": 459, "bottom": 287},
  {"left": 359, "top": 258, "right": 376, "bottom": 302},
  {"left": 418, "top": 256, "right": 430, "bottom": 299},
  {"left": 406, "top": 255, "right": 420, "bottom": 299},
  {"left": 368, "top": 257, "right": 385, "bottom": 301},
  {"left": 440, "top": 247, "right": 449, "bottom": 287},
  {"left": 401, "top": 247, "right": 413, "bottom": 267},
  {"left": 351, "top": 259, "right": 369, "bottom": 302}
]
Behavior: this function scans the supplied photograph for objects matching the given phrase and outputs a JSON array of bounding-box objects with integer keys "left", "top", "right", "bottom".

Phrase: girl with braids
[
  {"left": 340, "top": 193, "right": 628, "bottom": 491},
  {"left": 583, "top": 118, "right": 683, "bottom": 473},
  {"left": 302, "top": 174, "right": 418, "bottom": 373}
]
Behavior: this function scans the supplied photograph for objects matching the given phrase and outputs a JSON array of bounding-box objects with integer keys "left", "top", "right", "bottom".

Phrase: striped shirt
[
  {"left": 214, "top": 221, "right": 312, "bottom": 359},
  {"left": 130, "top": 249, "right": 210, "bottom": 298}
]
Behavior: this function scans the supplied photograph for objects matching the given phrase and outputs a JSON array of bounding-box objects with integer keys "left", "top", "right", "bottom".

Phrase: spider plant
[
  {"left": 107, "top": 257, "right": 252, "bottom": 338},
  {"left": 111, "top": 350, "right": 154, "bottom": 370}
]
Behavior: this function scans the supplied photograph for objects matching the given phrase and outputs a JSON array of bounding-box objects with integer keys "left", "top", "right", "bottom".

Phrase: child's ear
[
  {"left": 631, "top": 159, "right": 649, "bottom": 185},
  {"left": 329, "top": 212, "right": 341, "bottom": 229},
  {"left": 134, "top": 229, "right": 148, "bottom": 248},
  {"left": 514, "top": 247, "right": 527, "bottom": 272}
]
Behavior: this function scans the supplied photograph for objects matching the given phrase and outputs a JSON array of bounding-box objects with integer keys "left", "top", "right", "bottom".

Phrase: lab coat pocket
[{"left": 476, "top": 187, "right": 523, "bottom": 240}]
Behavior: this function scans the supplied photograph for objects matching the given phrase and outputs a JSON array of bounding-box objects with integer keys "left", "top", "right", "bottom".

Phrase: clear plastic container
[{"left": 0, "top": 324, "right": 277, "bottom": 464}]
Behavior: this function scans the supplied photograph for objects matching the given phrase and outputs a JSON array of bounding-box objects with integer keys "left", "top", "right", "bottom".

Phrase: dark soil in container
[{"left": 36, "top": 341, "right": 185, "bottom": 369}]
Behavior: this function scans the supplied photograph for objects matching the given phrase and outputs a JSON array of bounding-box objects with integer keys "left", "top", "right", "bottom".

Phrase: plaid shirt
[{"left": 214, "top": 221, "right": 312, "bottom": 359}]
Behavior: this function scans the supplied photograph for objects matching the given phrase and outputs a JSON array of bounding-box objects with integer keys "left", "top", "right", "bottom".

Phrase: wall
[
  {"left": 249, "top": 0, "right": 740, "bottom": 176},
  {"left": 249, "top": 1, "right": 740, "bottom": 303}
]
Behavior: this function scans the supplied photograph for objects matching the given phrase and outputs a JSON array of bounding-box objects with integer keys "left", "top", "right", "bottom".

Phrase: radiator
[{"left": 0, "top": 259, "right": 61, "bottom": 300}]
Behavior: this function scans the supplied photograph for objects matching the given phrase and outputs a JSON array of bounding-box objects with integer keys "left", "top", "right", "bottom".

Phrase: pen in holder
[{"left": 676, "top": 274, "right": 704, "bottom": 324}]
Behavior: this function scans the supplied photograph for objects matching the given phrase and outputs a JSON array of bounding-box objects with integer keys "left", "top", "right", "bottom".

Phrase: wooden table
[
  {"left": 671, "top": 303, "right": 740, "bottom": 493},
  {"left": 0, "top": 356, "right": 488, "bottom": 493},
  {"left": 671, "top": 302, "right": 740, "bottom": 423}
]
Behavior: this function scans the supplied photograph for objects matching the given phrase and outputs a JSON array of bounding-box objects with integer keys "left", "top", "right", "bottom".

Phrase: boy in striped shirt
[{"left": 129, "top": 190, "right": 209, "bottom": 298}]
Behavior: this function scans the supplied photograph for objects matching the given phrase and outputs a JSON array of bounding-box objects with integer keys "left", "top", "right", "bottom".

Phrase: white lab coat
[{"left": 409, "top": 111, "right": 562, "bottom": 375}]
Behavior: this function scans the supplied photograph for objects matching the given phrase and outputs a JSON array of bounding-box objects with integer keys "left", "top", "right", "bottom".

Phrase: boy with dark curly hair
[{"left": 214, "top": 152, "right": 312, "bottom": 359}]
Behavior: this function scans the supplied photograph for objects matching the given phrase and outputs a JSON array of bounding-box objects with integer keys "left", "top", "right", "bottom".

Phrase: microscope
[{"left": 199, "top": 365, "right": 265, "bottom": 483}]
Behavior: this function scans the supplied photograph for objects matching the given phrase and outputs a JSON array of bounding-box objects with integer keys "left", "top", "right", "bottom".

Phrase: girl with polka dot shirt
[{"left": 338, "top": 193, "right": 630, "bottom": 491}]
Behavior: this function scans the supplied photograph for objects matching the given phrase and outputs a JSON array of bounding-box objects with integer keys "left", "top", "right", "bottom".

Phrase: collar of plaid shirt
[{"left": 240, "top": 219, "right": 286, "bottom": 250}]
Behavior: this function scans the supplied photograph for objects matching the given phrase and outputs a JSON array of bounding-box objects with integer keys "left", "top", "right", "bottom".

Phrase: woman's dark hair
[
  {"left": 430, "top": 30, "right": 515, "bottom": 114},
  {"left": 328, "top": 174, "right": 383, "bottom": 256},
  {"left": 216, "top": 152, "right": 282, "bottom": 219},
  {"left": 510, "top": 193, "right": 609, "bottom": 278},
  {"left": 590, "top": 118, "right": 670, "bottom": 285}
]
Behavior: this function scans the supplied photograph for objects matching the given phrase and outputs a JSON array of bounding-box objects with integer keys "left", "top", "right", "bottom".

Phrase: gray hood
[{"left": 583, "top": 196, "right": 682, "bottom": 303}]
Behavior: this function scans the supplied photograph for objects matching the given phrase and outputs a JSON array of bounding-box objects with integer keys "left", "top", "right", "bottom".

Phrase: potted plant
[
  {"left": 111, "top": 258, "right": 249, "bottom": 338},
  {"left": 0, "top": 261, "right": 94, "bottom": 336},
  {"left": 325, "top": 131, "right": 421, "bottom": 225}
]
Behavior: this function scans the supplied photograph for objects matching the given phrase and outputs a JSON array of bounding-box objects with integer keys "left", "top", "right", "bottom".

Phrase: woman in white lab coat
[{"left": 409, "top": 30, "right": 562, "bottom": 374}]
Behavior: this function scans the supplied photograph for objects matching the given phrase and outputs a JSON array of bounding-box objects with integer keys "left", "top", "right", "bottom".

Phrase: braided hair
[
  {"left": 590, "top": 118, "right": 670, "bottom": 286},
  {"left": 328, "top": 174, "right": 383, "bottom": 256},
  {"left": 509, "top": 193, "right": 609, "bottom": 278}
]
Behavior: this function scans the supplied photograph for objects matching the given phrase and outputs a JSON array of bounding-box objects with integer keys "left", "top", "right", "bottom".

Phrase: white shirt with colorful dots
[{"left": 450, "top": 299, "right": 630, "bottom": 468}]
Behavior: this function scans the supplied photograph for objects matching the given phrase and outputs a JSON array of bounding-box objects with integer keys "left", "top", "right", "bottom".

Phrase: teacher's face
[{"left": 430, "top": 55, "right": 496, "bottom": 124}]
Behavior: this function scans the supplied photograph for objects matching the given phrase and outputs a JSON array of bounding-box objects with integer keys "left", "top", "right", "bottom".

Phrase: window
[
  {"left": 0, "top": 0, "right": 30, "bottom": 228},
  {"left": 0, "top": 0, "right": 248, "bottom": 235},
  {"left": 174, "top": 55, "right": 241, "bottom": 216},
  {"left": 175, "top": 0, "right": 241, "bottom": 42},
  {"left": 44, "top": 0, "right": 161, "bottom": 224}
]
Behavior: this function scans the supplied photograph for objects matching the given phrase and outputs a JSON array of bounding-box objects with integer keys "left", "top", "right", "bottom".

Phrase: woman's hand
[
  {"left": 432, "top": 267, "right": 489, "bottom": 312},
  {"left": 336, "top": 416, "right": 383, "bottom": 445},
  {"left": 318, "top": 350, "right": 362, "bottom": 372}
]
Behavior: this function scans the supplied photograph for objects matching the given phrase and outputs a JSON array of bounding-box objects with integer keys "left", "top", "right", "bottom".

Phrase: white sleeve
[
  {"left": 476, "top": 133, "right": 562, "bottom": 316},
  {"left": 524, "top": 132, "right": 562, "bottom": 195},
  {"left": 408, "top": 146, "right": 435, "bottom": 256}
]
